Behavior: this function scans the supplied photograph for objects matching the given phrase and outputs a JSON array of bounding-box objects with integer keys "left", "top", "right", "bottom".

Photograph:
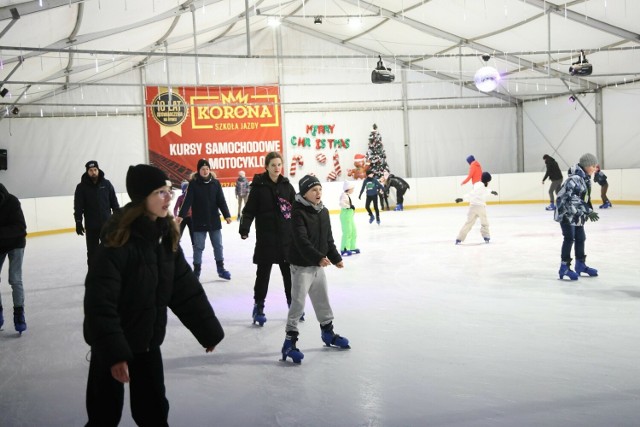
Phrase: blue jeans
[
  {"left": 192, "top": 230, "right": 223, "bottom": 265},
  {"left": 0, "top": 247, "right": 25, "bottom": 308},
  {"left": 560, "top": 223, "right": 586, "bottom": 262}
]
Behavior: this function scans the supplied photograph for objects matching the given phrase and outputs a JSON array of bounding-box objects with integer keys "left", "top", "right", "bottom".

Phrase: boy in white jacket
[{"left": 455, "top": 172, "right": 498, "bottom": 244}]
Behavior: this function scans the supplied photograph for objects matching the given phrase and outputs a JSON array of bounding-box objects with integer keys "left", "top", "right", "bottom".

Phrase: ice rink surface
[{"left": 1, "top": 203, "right": 639, "bottom": 427}]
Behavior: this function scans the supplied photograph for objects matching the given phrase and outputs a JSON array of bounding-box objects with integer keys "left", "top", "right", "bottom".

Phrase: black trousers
[
  {"left": 86, "top": 347, "right": 169, "bottom": 427},
  {"left": 85, "top": 227, "right": 101, "bottom": 267},
  {"left": 254, "top": 262, "right": 292, "bottom": 306},
  {"left": 365, "top": 195, "right": 380, "bottom": 220},
  {"left": 179, "top": 216, "right": 194, "bottom": 243},
  {"left": 396, "top": 189, "right": 407, "bottom": 205}
]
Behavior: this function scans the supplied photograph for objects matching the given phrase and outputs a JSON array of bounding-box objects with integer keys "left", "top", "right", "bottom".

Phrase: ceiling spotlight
[
  {"left": 371, "top": 55, "right": 395, "bottom": 84},
  {"left": 0, "top": 87, "right": 8, "bottom": 98},
  {"left": 569, "top": 50, "right": 593, "bottom": 76},
  {"left": 568, "top": 95, "right": 577, "bottom": 104},
  {"left": 314, "top": 16, "right": 322, "bottom": 24},
  {"left": 474, "top": 55, "right": 500, "bottom": 92},
  {"left": 11, "top": 107, "right": 19, "bottom": 115}
]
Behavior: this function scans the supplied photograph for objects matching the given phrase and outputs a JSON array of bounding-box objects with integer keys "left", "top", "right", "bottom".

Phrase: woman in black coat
[
  {"left": 84, "top": 164, "right": 224, "bottom": 426},
  {"left": 239, "top": 151, "right": 296, "bottom": 326}
]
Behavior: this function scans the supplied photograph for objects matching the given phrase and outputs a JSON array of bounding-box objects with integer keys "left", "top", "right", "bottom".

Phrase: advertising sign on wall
[{"left": 145, "top": 85, "right": 283, "bottom": 186}]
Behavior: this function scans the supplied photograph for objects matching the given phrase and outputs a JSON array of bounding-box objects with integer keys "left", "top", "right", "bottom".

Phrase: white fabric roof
[{"left": 1, "top": 0, "right": 639, "bottom": 113}]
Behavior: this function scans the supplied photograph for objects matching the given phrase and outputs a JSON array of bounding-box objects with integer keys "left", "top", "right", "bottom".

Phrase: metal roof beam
[{"left": 527, "top": 0, "right": 640, "bottom": 43}]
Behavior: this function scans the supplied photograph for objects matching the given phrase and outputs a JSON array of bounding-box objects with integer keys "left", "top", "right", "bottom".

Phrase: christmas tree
[{"left": 366, "top": 123, "right": 389, "bottom": 178}]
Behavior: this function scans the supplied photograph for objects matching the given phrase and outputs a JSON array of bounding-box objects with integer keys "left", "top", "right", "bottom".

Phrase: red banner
[{"left": 145, "top": 85, "right": 283, "bottom": 186}]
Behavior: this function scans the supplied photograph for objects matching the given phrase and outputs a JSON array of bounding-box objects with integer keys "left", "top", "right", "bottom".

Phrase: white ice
[{"left": 1, "top": 204, "right": 639, "bottom": 427}]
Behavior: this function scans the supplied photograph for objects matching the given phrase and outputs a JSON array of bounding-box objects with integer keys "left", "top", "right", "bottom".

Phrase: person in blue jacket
[
  {"left": 358, "top": 170, "right": 384, "bottom": 225},
  {"left": 594, "top": 164, "right": 612, "bottom": 209}
]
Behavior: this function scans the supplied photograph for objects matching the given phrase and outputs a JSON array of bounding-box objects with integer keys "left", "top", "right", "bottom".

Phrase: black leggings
[
  {"left": 86, "top": 347, "right": 169, "bottom": 427},
  {"left": 254, "top": 262, "right": 292, "bottom": 306},
  {"left": 365, "top": 195, "right": 380, "bottom": 220}
]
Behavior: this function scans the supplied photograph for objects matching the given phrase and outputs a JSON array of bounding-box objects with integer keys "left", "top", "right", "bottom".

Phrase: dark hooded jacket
[
  {"left": 178, "top": 173, "right": 231, "bottom": 232},
  {"left": 543, "top": 156, "right": 563, "bottom": 182},
  {"left": 73, "top": 170, "right": 120, "bottom": 229},
  {"left": 83, "top": 205, "right": 224, "bottom": 367},
  {"left": 239, "top": 172, "right": 296, "bottom": 264},
  {"left": 288, "top": 195, "right": 342, "bottom": 267},
  {"left": 385, "top": 174, "right": 410, "bottom": 193},
  {"left": 0, "top": 184, "right": 27, "bottom": 253}
]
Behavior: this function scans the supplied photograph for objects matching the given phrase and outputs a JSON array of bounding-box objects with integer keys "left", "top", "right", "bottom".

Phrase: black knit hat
[
  {"left": 481, "top": 171, "right": 492, "bottom": 184},
  {"left": 85, "top": 160, "right": 99, "bottom": 171},
  {"left": 126, "top": 164, "right": 171, "bottom": 204},
  {"left": 197, "top": 158, "right": 210, "bottom": 171},
  {"left": 299, "top": 174, "right": 321, "bottom": 196}
]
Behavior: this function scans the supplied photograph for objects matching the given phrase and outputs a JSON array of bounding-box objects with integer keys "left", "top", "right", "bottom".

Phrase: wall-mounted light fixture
[{"left": 0, "top": 87, "right": 8, "bottom": 98}]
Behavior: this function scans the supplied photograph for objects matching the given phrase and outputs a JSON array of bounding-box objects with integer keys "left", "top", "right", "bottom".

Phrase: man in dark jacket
[
  {"left": 0, "top": 183, "right": 28, "bottom": 333},
  {"left": 74, "top": 160, "right": 120, "bottom": 266},
  {"left": 542, "top": 154, "right": 564, "bottom": 211},
  {"left": 384, "top": 171, "right": 410, "bottom": 211},
  {"left": 177, "top": 159, "right": 232, "bottom": 280}
]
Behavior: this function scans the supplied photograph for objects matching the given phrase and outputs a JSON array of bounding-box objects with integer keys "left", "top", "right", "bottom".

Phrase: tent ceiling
[{"left": 1, "top": 0, "right": 639, "bottom": 115}]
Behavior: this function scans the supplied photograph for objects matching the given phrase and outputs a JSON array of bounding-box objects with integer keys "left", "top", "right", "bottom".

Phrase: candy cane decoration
[
  {"left": 289, "top": 155, "right": 303, "bottom": 176},
  {"left": 333, "top": 150, "right": 342, "bottom": 177},
  {"left": 315, "top": 153, "right": 327, "bottom": 164},
  {"left": 326, "top": 170, "right": 337, "bottom": 181}
]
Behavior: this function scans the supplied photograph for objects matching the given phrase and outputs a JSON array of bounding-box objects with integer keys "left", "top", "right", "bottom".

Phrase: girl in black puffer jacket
[{"left": 84, "top": 164, "right": 224, "bottom": 427}]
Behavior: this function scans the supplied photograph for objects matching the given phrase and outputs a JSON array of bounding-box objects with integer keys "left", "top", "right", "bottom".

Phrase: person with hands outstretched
[
  {"left": 554, "top": 153, "right": 601, "bottom": 280},
  {"left": 83, "top": 164, "right": 224, "bottom": 426},
  {"left": 281, "top": 175, "right": 350, "bottom": 365},
  {"left": 455, "top": 172, "right": 497, "bottom": 245}
]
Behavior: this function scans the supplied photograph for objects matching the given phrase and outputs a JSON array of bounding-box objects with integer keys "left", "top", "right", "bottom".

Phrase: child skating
[
  {"left": 554, "top": 153, "right": 600, "bottom": 280},
  {"left": 339, "top": 181, "right": 359, "bottom": 256},
  {"left": 455, "top": 172, "right": 497, "bottom": 244},
  {"left": 359, "top": 171, "right": 384, "bottom": 225},
  {"left": 281, "top": 175, "right": 350, "bottom": 364}
]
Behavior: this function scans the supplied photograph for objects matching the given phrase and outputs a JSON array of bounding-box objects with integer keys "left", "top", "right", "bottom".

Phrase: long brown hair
[
  {"left": 105, "top": 203, "right": 181, "bottom": 252},
  {"left": 264, "top": 151, "right": 283, "bottom": 168}
]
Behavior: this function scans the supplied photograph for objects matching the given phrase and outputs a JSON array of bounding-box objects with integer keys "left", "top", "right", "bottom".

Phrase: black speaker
[{"left": 0, "top": 149, "right": 7, "bottom": 170}]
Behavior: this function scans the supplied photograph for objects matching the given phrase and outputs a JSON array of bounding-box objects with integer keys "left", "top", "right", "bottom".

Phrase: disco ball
[{"left": 474, "top": 66, "right": 501, "bottom": 92}]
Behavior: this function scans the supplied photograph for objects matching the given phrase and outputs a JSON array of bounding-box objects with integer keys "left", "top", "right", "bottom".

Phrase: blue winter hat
[
  {"left": 466, "top": 155, "right": 475, "bottom": 164},
  {"left": 180, "top": 181, "right": 189, "bottom": 192}
]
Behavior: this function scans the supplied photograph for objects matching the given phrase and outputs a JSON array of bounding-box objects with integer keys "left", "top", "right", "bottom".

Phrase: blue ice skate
[
  {"left": 575, "top": 258, "right": 598, "bottom": 277},
  {"left": 252, "top": 302, "right": 267, "bottom": 326},
  {"left": 321, "top": 322, "right": 350, "bottom": 349},
  {"left": 14, "top": 308, "right": 26, "bottom": 335},
  {"left": 281, "top": 332, "right": 304, "bottom": 364},
  {"left": 559, "top": 261, "right": 579, "bottom": 281}
]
